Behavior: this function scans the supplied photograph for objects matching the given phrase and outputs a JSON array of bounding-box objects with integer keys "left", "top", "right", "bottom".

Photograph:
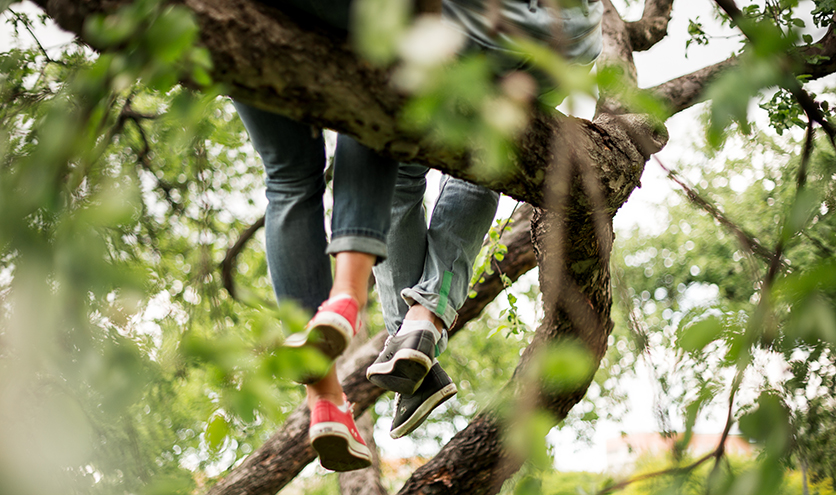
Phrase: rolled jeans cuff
[
  {"left": 399, "top": 288, "right": 455, "bottom": 354},
  {"left": 326, "top": 232, "right": 388, "bottom": 262}
]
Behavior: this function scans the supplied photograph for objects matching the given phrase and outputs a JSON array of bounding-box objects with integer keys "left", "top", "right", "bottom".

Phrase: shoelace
[{"left": 393, "top": 393, "right": 402, "bottom": 415}]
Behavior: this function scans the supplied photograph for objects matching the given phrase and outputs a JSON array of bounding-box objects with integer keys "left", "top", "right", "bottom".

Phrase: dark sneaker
[
  {"left": 390, "top": 362, "right": 457, "bottom": 439},
  {"left": 366, "top": 320, "right": 437, "bottom": 395},
  {"left": 309, "top": 397, "right": 372, "bottom": 471},
  {"left": 286, "top": 294, "right": 360, "bottom": 383}
]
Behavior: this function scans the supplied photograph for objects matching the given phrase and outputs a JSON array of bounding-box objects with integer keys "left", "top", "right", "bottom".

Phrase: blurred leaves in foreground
[{"left": 0, "top": 3, "right": 316, "bottom": 494}]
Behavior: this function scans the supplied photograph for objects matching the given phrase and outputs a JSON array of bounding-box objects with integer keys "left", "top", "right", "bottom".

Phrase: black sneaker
[
  {"left": 366, "top": 321, "right": 437, "bottom": 395},
  {"left": 390, "top": 362, "right": 457, "bottom": 439}
]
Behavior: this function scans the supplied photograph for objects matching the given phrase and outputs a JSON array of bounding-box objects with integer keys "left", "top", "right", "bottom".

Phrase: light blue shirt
[{"left": 442, "top": 0, "right": 604, "bottom": 65}]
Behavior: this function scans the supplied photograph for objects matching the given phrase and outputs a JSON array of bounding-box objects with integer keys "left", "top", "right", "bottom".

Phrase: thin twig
[
  {"left": 654, "top": 156, "right": 780, "bottom": 266},
  {"left": 763, "top": 118, "right": 814, "bottom": 293},
  {"left": 595, "top": 367, "right": 744, "bottom": 495},
  {"left": 8, "top": 9, "right": 65, "bottom": 66},
  {"left": 712, "top": 0, "right": 836, "bottom": 148},
  {"left": 120, "top": 101, "right": 184, "bottom": 214},
  {"left": 220, "top": 215, "right": 266, "bottom": 300},
  {"left": 596, "top": 451, "right": 715, "bottom": 494}
]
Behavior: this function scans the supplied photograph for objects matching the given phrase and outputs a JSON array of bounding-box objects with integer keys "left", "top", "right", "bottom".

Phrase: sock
[{"left": 398, "top": 319, "right": 442, "bottom": 343}]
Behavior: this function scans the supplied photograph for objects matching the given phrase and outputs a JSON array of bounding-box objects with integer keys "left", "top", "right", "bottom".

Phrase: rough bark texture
[
  {"left": 26, "top": 1, "right": 836, "bottom": 495},
  {"left": 33, "top": 0, "right": 666, "bottom": 207},
  {"left": 626, "top": 0, "right": 675, "bottom": 52}
]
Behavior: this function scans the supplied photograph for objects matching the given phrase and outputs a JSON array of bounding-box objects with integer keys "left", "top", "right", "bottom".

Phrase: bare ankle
[
  {"left": 404, "top": 304, "right": 444, "bottom": 333},
  {"left": 306, "top": 391, "right": 345, "bottom": 410},
  {"left": 328, "top": 288, "right": 366, "bottom": 309}
]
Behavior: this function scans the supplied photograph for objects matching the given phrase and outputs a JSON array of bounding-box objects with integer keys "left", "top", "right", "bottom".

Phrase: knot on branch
[{"left": 595, "top": 113, "right": 668, "bottom": 160}]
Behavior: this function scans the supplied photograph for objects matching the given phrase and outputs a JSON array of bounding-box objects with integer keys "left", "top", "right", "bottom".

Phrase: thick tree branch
[
  {"left": 33, "top": 0, "right": 665, "bottom": 206},
  {"left": 206, "top": 205, "right": 538, "bottom": 495},
  {"left": 596, "top": 0, "right": 638, "bottom": 115},
  {"left": 648, "top": 14, "right": 836, "bottom": 115},
  {"left": 625, "top": 0, "right": 675, "bottom": 52},
  {"left": 649, "top": 57, "right": 739, "bottom": 114}
]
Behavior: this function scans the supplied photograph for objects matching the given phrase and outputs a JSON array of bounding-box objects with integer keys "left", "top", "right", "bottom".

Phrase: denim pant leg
[
  {"left": 327, "top": 134, "right": 399, "bottom": 260},
  {"left": 372, "top": 164, "right": 430, "bottom": 337},
  {"left": 234, "top": 101, "right": 332, "bottom": 313},
  {"left": 261, "top": 0, "right": 352, "bottom": 30},
  {"left": 374, "top": 166, "right": 499, "bottom": 355},
  {"left": 401, "top": 175, "right": 499, "bottom": 353}
]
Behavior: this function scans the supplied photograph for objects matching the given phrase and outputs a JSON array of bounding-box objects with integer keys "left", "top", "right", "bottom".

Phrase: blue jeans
[
  {"left": 374, "top": 166, "right": 498, "bottom": 353},
  {"left": 233, "top": 102, "right": 397, "bottom": 312},
  {"left": 241, "top": 0, "right": 599, "bottom": 349},
  {"left": 235, "top": 101, "right": 499, "bottom": 346}
]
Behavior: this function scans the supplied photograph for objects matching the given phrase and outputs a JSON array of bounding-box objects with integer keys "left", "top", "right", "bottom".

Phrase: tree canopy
[{"left": 1, "top": 1, "right": 835, "bottom": 495}]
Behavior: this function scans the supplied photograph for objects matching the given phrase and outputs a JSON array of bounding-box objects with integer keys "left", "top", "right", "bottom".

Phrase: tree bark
[
  {"left": 30, "top": 2, "right": 664, "bottom": 495},
  {"left": 205, "top": 205, "right": 538, "bottom": 495},
  {"left": 33, "top": 1, "right": 836, "bottom": 495},
  {"left": 33, "top": 0, "right": 666, "bottom": 206},
  {"left": 625, "top": 0, "right": 675, "bottom": 52}
]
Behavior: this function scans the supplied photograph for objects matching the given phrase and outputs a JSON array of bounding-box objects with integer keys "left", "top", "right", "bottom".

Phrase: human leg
[
  {"left": 401, "top": 175, "right": 500, "bottom": 341},
  {"left": 369, "top": 173, "right": 498, "bottom": 436},
  {"left": 370, "top": 174, "right": 499, "bottom": 379},
  {"left": 234, "top": 102, "right": 371, "bottom": 470},
  {"left": 233, "top": 101, "right": 332, "bottom": 314},
  {"left": 285, "top": 132, "right": 398, "bottom": 358},
  {"left": 367, "top": 165, "right": 441, "bottom": 394}
]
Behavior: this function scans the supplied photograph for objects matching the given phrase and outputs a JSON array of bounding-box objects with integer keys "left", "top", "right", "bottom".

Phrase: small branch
[
  {"left": 220, "top": 215, "right": 266, "bottom": 300},
  {"left": 763, "top": 119, "right": 814, "bottom": 297},
  {"left": 654, "top": 156, "right": 780, "bottom": 266},
  {"left": 649, "top": 13, "right": 836, "bottom": 116},
  {"left": 713, "top": 0, "right": 836, "bottom": 148},
  {"left": 625, "top": 0, "right": 675, "bottom": 51},
  {"left": 8, "top": 9, "right": 66, "bottom": 66},
  {"left": 596, "top": 451, "right": 715, "bottom": 495},
  {"left": 710, "top": 369, "right": 742, "bottom": 474},
  {"left": 120, "top": 101, "right": 184, "bottom": 213},
  {"left": 801, "top": 231, "right": 834, "bottom": 257},
  {"left": 596, "top": 366, "right": 744, "bottom": 495}
]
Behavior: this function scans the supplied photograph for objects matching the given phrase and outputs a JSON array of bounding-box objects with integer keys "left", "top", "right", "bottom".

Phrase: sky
[{"left": 0, "top": 0, "right": 827, "bottom": 475}]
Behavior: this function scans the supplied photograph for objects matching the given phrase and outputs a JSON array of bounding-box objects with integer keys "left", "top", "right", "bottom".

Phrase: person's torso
[{"left": 442, "top": 0, "right": 604, "bottom": 64}]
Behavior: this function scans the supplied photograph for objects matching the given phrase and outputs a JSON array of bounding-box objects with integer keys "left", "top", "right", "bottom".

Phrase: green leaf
[
  {"left": 205, "top": 414, "right": 229, "bottom": 450},
  {"left": 738, "top": 393, "right": 790, "bottom": 455},
  {"left": 678, "top": 315, "right": 724, "bottom": 353},
  {"left": 539, "top": 341, "right": 595, "bottom": 392},
  {"left": 351, "top": 0, "right": 411, "bottom": 65}
]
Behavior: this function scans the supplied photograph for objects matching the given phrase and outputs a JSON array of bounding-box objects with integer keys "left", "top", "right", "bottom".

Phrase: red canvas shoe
[
  {"left": 286, "top": 294, "right": 360, "bottom": 362},
  {"left": 309, "top": 397, "right": 372, "bottom": 472}
]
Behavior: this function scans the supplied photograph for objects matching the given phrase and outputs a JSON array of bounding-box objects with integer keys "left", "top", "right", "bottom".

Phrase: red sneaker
[
  {"left": 286, "top": 294, "right": 360, "bottom": 361},
  {"left": 309, "top": 398, "right": 372, "bottom": 471}
]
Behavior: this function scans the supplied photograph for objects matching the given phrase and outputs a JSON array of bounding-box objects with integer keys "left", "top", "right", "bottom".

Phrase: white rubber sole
[
  {"left": 286, "top": 311, "right": 352, "bottom": 359},
  {"left": 310, "top": 421, "right": 371, "bottom": 471},
  {"left": 390, "top": 383, "right": 457, "bottom": 439},
  {"left": 366, "top": 348, "right": 433, "bottom": 377}
]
